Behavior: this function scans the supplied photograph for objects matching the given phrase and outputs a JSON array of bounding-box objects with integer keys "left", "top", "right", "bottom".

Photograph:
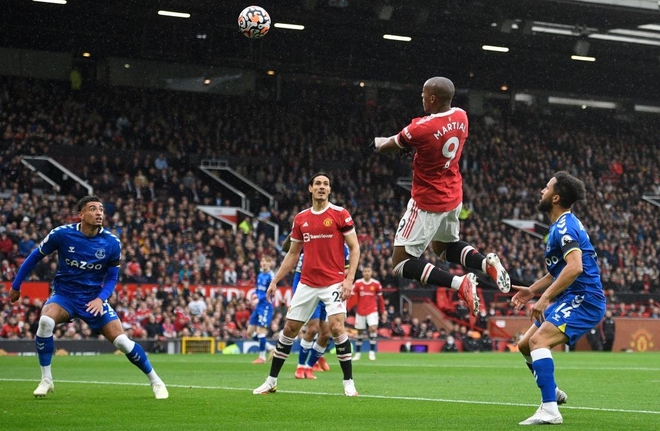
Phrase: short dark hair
[
  {"left": 553, "top": 171, "right": 586, "bottom": 208},
  {"left": 77, "top": 195, "right": 103, "bottom": 212},
  {"left": 308, "top": 171, "right": 332, "bottom": 187}
]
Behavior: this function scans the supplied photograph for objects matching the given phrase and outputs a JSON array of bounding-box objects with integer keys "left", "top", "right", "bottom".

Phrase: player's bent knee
[
  {"left": 329, "top": 324, "right": 345, "bottom": 337},
  {"left": 528, "top": 336, "right": 550, "bottom": 352},
  {"left": 37, "top": 315, "right": 56, "bottom": 337},
  {"left": 113, "top": 334, "right": 136, "bottom": 354}
]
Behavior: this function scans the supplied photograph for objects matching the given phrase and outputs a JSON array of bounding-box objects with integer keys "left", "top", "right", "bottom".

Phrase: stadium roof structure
[{"left": 2, "top": 0, "right": 659, "bottom": 100}]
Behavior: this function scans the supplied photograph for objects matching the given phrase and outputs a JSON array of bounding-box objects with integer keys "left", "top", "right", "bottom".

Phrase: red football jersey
[
  {"left": 352, "top": 278, "right": 384, "bottom": 316},
  {"left": 291, "top": 203, "right": 355, "bottom": 287},
  {"left": 396, "top": 107, "right": 469, "bottom": 212}
]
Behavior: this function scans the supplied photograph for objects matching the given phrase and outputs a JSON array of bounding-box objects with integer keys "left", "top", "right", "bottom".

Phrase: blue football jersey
[
  {"left": 294, "top": 252, "right": 304, "bottom": 274},
  {"left": 255, "top": 270, "right": 274, "bottom": 304},
  {"left": 544, "top": 212, "right": 605, "bottom": 300},
  {"left": 39, "top": 224, "right": 121, "bottom": 300}
]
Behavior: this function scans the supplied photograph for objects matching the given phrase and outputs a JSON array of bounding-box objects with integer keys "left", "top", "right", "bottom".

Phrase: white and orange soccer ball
[{"left": 238, "top": 6, "right": 271, "bottom": 39}]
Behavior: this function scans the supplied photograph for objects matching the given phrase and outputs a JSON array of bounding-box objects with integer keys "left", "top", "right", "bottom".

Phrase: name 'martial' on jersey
[
  {"left": 433, "top": 121, "right": 467, "bottom": 139},
  {"left": 395, "top": 107, "right": 469, "bottom": 213}
]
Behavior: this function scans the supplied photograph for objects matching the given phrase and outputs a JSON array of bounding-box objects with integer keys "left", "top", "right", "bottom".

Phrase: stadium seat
[
  {"left": 377, "top": 328, "right": 392, "bottom": 338},
  {"left": 436, "top": 288, "right": 453, "bottom": 312}
]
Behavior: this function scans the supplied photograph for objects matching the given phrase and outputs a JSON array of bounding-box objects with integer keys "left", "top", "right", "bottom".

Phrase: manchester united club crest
[
  {"left": 323, "top": 218, "right": 333, "bottom": 227},
  {"left": 630, "top": 328, "right": 654, "bottom": 352}
]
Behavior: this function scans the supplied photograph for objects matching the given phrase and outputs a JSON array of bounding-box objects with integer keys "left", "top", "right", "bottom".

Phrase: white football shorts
[
  {"left": 394, "top": 198, "right": 462, "bottom": 258},
  {"left": 286, "top": 281, "right": 346, "bottom": 322},
  {"left": 354, "top": 311, "right": 379, "bottom": 330}
]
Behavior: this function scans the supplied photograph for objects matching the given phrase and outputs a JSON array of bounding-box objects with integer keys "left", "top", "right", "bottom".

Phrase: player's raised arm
[{"left": 373, "top": 135, "right": 400, "bottom": 154}]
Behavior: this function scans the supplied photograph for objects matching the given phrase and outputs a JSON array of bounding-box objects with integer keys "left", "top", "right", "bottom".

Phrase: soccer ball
[{"left": 238, "top": 6, "right": 271, "bottom": 39}]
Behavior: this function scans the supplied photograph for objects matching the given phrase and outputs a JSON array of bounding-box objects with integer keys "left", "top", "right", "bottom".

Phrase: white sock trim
[
  {"left": 531, "top": 348, "right": 553, "bottom": 361},
  {"left": 542, "top": 401, "right": 559, "bottom": 415},
  {"left": 36, "top": 316, "right": 55, "bottom": 337},
  {"left": 312, "top": 342, "right": 326, "bottom": 355},
  {"left": 113, "top": 334, "right": 135, "bottom": 354},
  {"left": 147, "top": 370, "right": 161, "bottom": 384},
  {"left": 300, "top": 339, "right": 314, "bottom": 349},
  {"left": 41, "top": 365, "right": 52, "bottom": 381}
]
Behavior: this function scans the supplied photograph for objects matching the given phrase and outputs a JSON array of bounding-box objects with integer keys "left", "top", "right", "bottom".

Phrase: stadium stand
[{"left": 0, "top": 75, "right": 659, "bottom": 347}]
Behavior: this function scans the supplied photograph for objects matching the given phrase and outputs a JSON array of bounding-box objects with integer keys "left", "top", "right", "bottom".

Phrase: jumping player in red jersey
[
  {"left": 253, "top": 172, "right": 360, "bottom": 397},
  {"left": 348, "top": 266, "right": 384, "bottom": 361},
  {"left": 373, "top": 76, "right": 511, "bottom": 317}
]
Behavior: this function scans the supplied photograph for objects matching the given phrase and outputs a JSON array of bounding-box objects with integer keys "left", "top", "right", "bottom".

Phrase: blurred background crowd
[{"left": 1, "top": 76, "right": 659, "bottom": 344}]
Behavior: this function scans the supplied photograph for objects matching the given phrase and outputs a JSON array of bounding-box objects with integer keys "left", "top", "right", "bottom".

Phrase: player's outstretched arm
[
  {"left": 373, "top": 136, "right": 400, "bottom": 154},
  {"left": 511, "top": 272, "right": 554, "bottom": 310},
  {"left": 9, "top": 248, "right": 46, "bottom": 303},
  {"left": 510, "top": 285, "right": 534, "bottom": 310}
]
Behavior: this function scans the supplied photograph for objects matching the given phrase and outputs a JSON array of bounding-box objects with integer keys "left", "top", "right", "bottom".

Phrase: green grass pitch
[{"left": 1, "top": 351, "right": 659, "bottom": 430}]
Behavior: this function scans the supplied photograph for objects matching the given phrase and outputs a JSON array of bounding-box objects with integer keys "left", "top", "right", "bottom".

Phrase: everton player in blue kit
[
  {"left": 8, "top": 196, "right": 168, "bottom": 399},
  {"left": 247, "top": 256, "right": 275, "bottom": 364},
  {"left": 512, "top": 172, "right": 606, "bottom": 425}
]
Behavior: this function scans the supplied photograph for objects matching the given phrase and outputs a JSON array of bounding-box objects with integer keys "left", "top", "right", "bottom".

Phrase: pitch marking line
[
  {"left": 164, "top": 357, "right": 660, "bottom": 372},
  {"left": 2, "top": 378, "right": 659, "bottom": 415}
]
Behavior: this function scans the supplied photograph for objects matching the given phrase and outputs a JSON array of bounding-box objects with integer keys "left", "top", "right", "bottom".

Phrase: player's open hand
[
  {"left": 85, "top": 298, "right": 104, "bottom": 316},
  {"left": 340, "top": 279, "right": 352, "bottom": 301},
  {"left": 511, "top": 285, "right": 534, "bottom": 310},
  {"left": 266, "top": 282, "right": 277, "bottom": 303},
  {"left": 529, "top": 296, "right": 550, "bottom": 323}
]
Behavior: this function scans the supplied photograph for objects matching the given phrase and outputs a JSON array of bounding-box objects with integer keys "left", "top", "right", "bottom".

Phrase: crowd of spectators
[{"left": 0, "top": 76, "right": 659, "bottom": 343}]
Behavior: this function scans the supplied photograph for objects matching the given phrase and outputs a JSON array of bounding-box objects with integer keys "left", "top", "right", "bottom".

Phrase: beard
[{"left": 537, "top": 196, "right": 552, "bottom": 213}]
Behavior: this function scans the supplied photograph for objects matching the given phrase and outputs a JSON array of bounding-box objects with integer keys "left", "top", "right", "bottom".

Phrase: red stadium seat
[{"left": 377, "top": 328, "right": 392, "bottom": 338}]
